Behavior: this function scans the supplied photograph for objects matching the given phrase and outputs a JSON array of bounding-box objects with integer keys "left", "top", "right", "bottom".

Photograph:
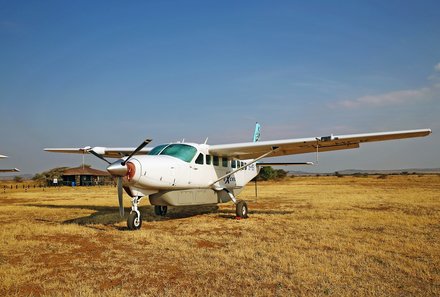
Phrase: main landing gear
[
  {"left": 235, "top": 200, "right": 248, "bottom": 218},
  {"left": 224, "top": 189, "right": 248, "bottom": 219},
  {"left": 154, "top": 205, "right": 168, "bottom": 216},
  {"left": 127, "top": 196, "right": 144, "bottom": 230}
]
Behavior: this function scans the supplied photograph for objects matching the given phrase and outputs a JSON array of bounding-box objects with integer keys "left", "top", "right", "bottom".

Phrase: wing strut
[
  {"left": 315, "top": 138, "right": 319, "bottom": 165},
  {"left": 210, "top": 146, "right": 280, "bottom": 187},
  {"left": 257, "top": 162, "right": 314, "bottom": 166}
]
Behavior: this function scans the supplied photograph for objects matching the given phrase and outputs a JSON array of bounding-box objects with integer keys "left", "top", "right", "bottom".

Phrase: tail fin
[{"left": 253, "top": 122, "right": 261, "bottom": 142}]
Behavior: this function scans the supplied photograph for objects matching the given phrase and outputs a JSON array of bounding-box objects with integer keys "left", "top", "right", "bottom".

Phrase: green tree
[
  {"left": 13, "top": 176, "right": 23, "bottom": 183},
  {"left": 257, "top": 166, "right": 288, "bottom": 181},
  {"left": 33, "top": 167, "right": 69, "bottom": 184}
]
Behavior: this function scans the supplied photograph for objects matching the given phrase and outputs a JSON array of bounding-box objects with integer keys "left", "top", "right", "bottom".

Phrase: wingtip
[{"left": 421, "top": 128, "right": 433, "bottom": 136}]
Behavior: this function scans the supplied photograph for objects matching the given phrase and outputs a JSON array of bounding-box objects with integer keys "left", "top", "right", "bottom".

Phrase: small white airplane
[
  {"left": 0, "top": 154, "right": 20, "bottom": 173},
  {"left": 45, "top": 124, "right": 432, "bottom": 230}
]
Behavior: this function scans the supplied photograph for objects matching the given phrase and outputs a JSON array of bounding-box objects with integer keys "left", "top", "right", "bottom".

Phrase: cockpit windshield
[
  {"left": 148, "top": 144, "right": 197, "bottom": 163},
  {"left": 148, "top": 144, "right": 168, "bottom": 156}
]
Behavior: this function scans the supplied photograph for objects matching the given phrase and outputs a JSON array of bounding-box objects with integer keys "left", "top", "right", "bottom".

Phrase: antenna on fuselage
[{"left": 204, "top": 137, "right": 208, "bottom": 144}]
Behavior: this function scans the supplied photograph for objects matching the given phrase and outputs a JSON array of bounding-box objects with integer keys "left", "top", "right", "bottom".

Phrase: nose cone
[{"left": 107, "top": 160, "right": 128, "bottom": 176}]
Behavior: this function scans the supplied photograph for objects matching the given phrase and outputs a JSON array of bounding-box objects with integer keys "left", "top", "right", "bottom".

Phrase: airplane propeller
[
  {"left": 121, "top": 139, "right": 152, "bottom": 166},
  {"left": 88, "top": 149, "right": 111, "bottom": 165},
  {"left": 117, "top": 176, "right": 124, "bottom": 217},
  {"left": 85, "top": 138, "right": 152, "bottom": 217}
]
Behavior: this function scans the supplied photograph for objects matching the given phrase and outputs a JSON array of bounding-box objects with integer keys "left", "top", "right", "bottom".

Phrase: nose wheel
[
  {"left": 127, "top": 212, "right": 142, "bottom": 230},
  {"left": 127, "top": 196, "right": 143, "bottom": 230}
]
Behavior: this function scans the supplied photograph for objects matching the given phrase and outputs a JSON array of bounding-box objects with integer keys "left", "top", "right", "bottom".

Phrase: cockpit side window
[
  {"left": 195, "top": 153, "right": 204, "bottom": 165},
  {"left": 148, "top": 144, "right": 168, "bottom": 155},
  {"left": 160, "top": 144, "right": 197, "bottom": 163},
  {"left": 206, "top": 155, "right": 212, "bottom": 165}
]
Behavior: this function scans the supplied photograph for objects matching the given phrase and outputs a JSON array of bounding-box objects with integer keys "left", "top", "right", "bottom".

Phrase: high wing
[
  {"left": 209, "top": 129, "right": 432, "bottom": 160},
  {"left": 0, "top": 168, "right": 20, "bottom": 172},
  {"left": 44, "top": 147, "right": 153, "bottom": 158},
  {"left": 0, "top": 155, "right": 20, "bottom": 172}
]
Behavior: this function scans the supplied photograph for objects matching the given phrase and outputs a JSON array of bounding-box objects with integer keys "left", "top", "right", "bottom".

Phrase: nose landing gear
[{"left": 127, "top": 196, "right": 144, "bottom": 230}]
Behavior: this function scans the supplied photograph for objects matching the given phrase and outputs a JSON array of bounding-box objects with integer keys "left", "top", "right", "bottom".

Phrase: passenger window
[
  {"left": 222, "top": 157, "right": 228, "bottom": 167},
  {"left": 195, "top": 153, "right": 204, "bottom": 165},
  {"left": 213, "top": 156, "right": 219, "bottom": 166},
  {"left": 206, "top": 155, "right": 212, "bottom": 165},
  {"left": 231, "top": 160, "right": 237, "bottom": 168}
]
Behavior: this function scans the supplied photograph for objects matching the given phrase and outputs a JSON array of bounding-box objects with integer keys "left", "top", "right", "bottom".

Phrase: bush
[
  {"left": 257, "top": 166, "right": 288, "bottom": 181},
  {"left": 13, "top": 176, "right": 23, "bottom": 183},
  {"left": 353, "top": 173, "right": 368, "bottom": 178}
]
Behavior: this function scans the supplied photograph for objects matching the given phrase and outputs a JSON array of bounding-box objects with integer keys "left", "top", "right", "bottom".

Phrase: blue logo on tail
[{"left": 253, "top": 122, "right": 261, "bottom": 142}]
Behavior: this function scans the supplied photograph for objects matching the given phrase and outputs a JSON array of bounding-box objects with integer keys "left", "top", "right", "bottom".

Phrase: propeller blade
[
  {"left": 121, "top": 138, "right": 152, "bottom": 166},
  {"left": 117, "top": 177, "right": 124, "bottom": 217},
  {"left": 88, "top": 149, "right": 111, "bottom": 164}
]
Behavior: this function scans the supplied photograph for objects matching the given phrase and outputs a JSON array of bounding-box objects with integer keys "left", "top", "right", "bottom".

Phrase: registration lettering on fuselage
[{"left": 224, "top": 174, "right": 236, "bottom": 184}]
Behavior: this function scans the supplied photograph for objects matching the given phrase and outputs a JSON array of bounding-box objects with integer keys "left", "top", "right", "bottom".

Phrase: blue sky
[{"left": 0, "top": 1, "right": 439, "bottom": 174}]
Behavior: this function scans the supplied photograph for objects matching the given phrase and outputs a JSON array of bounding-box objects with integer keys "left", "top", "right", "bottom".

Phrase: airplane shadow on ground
[
  {"left": 216, "top": 208, "right": 296, "bottom": 219},
  {"left": 25, "top": 203, "right": 295, "bottom": 230},
  {"left": 26, "top": 203, "right": 221, "bottom": 230}
]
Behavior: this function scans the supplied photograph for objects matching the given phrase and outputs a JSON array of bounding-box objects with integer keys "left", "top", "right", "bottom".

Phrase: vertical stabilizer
[{"left": 253, "top": 122, "right": 261, "bottom": 142}]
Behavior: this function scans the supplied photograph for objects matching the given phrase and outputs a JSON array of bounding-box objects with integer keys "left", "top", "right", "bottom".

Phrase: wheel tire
[
  {"left": 154, "top": 205, "right": 168, "bottom": 216},
  {"left": 236, "top": 200, "right": 248, "bottom": 218},
  {"left": 127, "top": 212, "right": 142, "bottom": 230}
]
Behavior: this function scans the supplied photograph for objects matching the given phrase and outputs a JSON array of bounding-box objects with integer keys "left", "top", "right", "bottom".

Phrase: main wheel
[
  {"left": 236, "top": 200, "right": 248, "bottom": 218},
  {"left": 127, "top": 212, "right": 142, "bottom": 230},
  {"left": 154, "top": 205, "right": 168, "bottom": 216}
]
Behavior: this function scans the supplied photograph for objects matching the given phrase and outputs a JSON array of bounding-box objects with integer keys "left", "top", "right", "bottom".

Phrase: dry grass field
[{"left": 0, "top": 175, "right": 439, "bottom": 296}]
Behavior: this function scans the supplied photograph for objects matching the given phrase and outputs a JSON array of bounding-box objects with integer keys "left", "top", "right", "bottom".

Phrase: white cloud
[
  {"left": 331, "top": 63, "right": 440, "bottom": 109},
  {"left": 334, "top": 87, "right": 436, "bottom": 109}
]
